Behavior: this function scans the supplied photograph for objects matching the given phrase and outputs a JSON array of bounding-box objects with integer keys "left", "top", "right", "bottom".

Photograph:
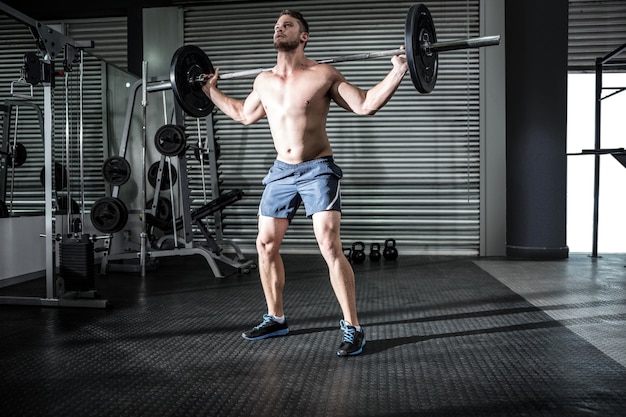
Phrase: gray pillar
[{"left": 505, "top": 0, "right": 569, "bottom": 259}]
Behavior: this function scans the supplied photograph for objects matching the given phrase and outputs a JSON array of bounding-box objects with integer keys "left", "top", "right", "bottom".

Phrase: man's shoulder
[{"left": 309, "top": 61, "right": 343, "bottom": 79}]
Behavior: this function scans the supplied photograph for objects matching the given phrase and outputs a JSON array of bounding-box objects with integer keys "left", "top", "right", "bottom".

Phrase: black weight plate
[
  {"left": 405, "top": 3, "right": 438, "bottom": 93},
  {"left": 170, "top": 45, "right": 215, "bottom": 118},
  {"left": 146, "top": 197, "right": 173, "bottom": 222},
  {"left": 102, "top": 156, "right": 132, "bottom": 186},
  {"left": 7, "top": 143, "right": 27, "bottom": 168},
  {"left": 147, "top": 161, "right": 178, "bottom": 190},
  {"left": 90, "top": 196, "right": 128, "bottom": 234},
  {"left": 154, "top": 124, "right": 187, "bottom": 156},
  {"left": 39, "top": 162, "right": 68, "bottom": 191}
]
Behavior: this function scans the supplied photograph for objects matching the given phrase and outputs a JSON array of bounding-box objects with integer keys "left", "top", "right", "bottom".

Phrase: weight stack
[{"left": 60, "top": 234, "right": 95, "bottom": 291}]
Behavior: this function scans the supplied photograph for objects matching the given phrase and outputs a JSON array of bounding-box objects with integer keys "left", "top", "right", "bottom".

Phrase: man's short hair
[{"left": 280, "top": 10, "right": 309, "bottom": 34}]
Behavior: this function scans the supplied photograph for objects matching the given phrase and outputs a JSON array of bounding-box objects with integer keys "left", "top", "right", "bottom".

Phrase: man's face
[{"left": 273, "top": 15, "right": 307, "bottom": 51}]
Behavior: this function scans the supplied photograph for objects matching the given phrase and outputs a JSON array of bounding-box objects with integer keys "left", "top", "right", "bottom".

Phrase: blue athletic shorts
[{"left": 258, "top": 156, "right": 343, "bottom": 219}]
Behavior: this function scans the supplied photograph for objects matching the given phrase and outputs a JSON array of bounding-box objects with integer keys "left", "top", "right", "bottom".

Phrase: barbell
[{"left": 169, "top": 3, "right": 501, "bottom": 118}]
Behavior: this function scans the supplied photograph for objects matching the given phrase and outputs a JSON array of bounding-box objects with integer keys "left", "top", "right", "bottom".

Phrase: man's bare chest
[{"left": 259, "top": 75, "right": 331, "bottom": 111}]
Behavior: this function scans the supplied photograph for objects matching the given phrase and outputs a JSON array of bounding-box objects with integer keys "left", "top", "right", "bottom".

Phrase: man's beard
[{"left": 274, "top": 37, "right": 300, "bottom": 51}]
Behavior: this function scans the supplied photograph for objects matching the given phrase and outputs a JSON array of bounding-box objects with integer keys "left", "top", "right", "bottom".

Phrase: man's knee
[
  {"left": 256, "top": 220, "right": 288, "bottom": 257},
  {"left": 316, "top": 232, "right": 344, "bottom": 259},
  {"left": 256, "top": 234, "right": 279, "bottom": 256}
]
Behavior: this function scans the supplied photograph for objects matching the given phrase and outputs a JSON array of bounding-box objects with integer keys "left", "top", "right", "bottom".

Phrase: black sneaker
[
  {"left": 242, "top": 314, "right": 289, "bottom": 340},
  {"left": 336, "top": 320, "right": 365, "bottom": 356}
]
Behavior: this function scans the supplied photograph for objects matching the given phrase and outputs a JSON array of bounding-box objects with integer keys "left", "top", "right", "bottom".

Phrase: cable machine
[{"left": 0, "top": 2, "right": 108, "bottom": 308}]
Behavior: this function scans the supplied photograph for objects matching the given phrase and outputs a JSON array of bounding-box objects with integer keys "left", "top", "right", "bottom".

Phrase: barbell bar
[
  {"left": 169, "top": 3, "right": 501, "bottom": 118},
  {"left": 210, "top": 35, "right": 500, "bottom": 81}
]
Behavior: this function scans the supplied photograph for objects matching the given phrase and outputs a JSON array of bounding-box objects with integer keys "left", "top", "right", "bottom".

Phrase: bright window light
[{"left": 567, "top": 72, "right": 626, "bottom": 254}]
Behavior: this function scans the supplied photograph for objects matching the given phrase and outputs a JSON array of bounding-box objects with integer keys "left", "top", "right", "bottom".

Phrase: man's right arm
[{"left": 201, "top": 69, "right": 266, "bottom": 125}]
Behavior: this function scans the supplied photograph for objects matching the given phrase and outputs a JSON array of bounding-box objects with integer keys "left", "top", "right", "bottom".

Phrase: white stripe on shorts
[{"left": 325, "top": 181, "right": 341, "bottom": 211}]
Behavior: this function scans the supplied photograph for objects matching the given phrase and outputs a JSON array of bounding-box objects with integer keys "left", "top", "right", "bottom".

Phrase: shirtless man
[{"left": 202, "top": 10, "right": 407, "bottom": 356}]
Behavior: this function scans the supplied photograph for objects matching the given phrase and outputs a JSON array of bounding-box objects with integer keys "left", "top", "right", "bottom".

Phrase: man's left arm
[{"left": 330, "top": 51, "right": 408, "bottom": 115}]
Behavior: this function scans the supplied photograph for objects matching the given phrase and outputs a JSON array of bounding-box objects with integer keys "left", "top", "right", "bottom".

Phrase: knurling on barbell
[{"left": 169, "top": 3, "right": 501, "bottom": 118}]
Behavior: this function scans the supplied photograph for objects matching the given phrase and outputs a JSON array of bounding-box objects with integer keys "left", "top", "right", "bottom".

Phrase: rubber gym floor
[{"left": 1, "top": 252, "right": 625, "bottom": 417}]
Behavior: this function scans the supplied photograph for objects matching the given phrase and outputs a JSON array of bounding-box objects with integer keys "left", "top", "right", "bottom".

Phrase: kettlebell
[
  {"left": 351, "top": 241, "right": 366, "bottom": 264},
  {"left": 343, "top": 247, "right": 352, "bottom": 261},
  {"left": 383, "top": 238, "right": 398, "bottom": 260},
  {"left": 369, "top": 242, "right": 381, "bottom": 261}
]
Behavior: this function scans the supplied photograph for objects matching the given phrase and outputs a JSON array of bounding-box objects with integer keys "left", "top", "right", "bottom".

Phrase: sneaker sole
[
  {"left": 242, "top": 328, "right": 289, "bottom": 341},
  {"left": 337, "top": 340, "right": 366, "bottom": 356}
]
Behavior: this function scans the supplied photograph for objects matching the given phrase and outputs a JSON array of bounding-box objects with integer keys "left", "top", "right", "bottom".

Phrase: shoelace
[
  {"left": 340, "top": 320, "right": 356, "bottom": 343},
  {"left": 255, "top": 314, "right": 274, "bottom": 330}
]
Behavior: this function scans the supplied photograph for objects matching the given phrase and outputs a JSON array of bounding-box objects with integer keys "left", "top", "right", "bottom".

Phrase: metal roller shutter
[
  {"left": 568, "top": 0, "right": 626, "bottom": 71},
  {"left": 182, "top": 1, "right": 481, "bottom": 255}
]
